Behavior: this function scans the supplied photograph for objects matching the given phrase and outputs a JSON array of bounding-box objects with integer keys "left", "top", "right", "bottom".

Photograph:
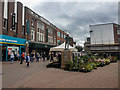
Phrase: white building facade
[{"left": 84, "top": 23, "right": 120, "bottom": 58}]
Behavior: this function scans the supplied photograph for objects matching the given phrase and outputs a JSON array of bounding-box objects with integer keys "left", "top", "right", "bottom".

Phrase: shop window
[
  {"left": 31, "top": 18, "right": 34, "bottom": 27},
  {"left": 117, "top": 29, "right": 120, "bottom": 35},
  {"left": 64, "top": 34, "right": 66, "bottom": 38},
  {"left": 37, "top": 21, "right": 44, "bottom": 31},
  {"left": 54, "top": 35, "right": 56, "bottom": 45},
  {"left": 3, "top": 18, "right": 7, "bottom": 29},
  {"left": 41, "top": 23, "right": 44, "bottom": 30},
  {"left": 31, "top": 30, "right": 35, "bottom": 41},
  {"left": 57, "top": 31, "right": 60, "bottom": 37},
  {"left": 48, "top": 27, "right": 53, "bottom": 34},
  {"left": 37, "top": 33, "right": 39, "bottom": 42},
  {"left": 42, "top": 34, "right": 44, "bottom": 42},
  {"left": 57, "top": 40, "right": 61, "bottom": 45},
  {"left": 61, "top": 33, "right": 64, "bottom": 38}
]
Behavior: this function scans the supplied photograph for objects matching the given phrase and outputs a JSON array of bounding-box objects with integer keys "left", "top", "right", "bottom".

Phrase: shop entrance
[{"left": 2, "top": 46, "right": 7, "bottom": 61}]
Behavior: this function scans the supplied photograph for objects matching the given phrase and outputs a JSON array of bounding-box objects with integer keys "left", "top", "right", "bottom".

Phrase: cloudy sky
[{"left": 18, "top": 0, "right": 118, "bottom": 46}]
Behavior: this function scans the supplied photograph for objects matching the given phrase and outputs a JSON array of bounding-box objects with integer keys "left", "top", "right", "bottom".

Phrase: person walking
[
  {"left": 47, "top": 52, "right": 50, "bottom": 61},
  {"left": 26, "top": 54, "right": 30, "bottom": 67},
  {"left": 16, "top": 52, "right": 20, "bottom": 61},
  {"left": 30, "top": 52, "right": 34, "bottom": 63},
  {"left": 10, "top": 52, "right": 14, "bottom": 64},
  {"left": 42, "top": 52, "right": 45, "bottom": 62},
  {"left": 14, "top": 49, "right": 17, "bottom": 61},
  {"left": 50, "top": 53, "right": 54, "bottom": 62},
  {"left": 33, "top": 50, "right": 36, "bottom": 61},
  {"left": 20, "top": 52, "right": 25, "bottom": 64},
  {"left": 36, "top": 52, "right": 40, "bottom": 62},
  {"left": 58, "top": 52, "right": 61, "bottom": 65}
]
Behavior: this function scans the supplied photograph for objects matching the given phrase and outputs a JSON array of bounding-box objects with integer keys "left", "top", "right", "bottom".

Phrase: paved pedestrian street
[{"left": 2, "top": 61, "right": 118, "bottom": 88}]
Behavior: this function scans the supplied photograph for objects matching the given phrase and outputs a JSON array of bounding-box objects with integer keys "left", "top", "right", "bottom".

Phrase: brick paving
[{"left": 2, "top": 60, "right": 119, "bottom": 88}]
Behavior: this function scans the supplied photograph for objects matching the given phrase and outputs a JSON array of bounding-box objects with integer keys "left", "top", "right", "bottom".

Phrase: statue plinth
[{"left": 61, "top": 49, "right": 73, "bottom": 69}]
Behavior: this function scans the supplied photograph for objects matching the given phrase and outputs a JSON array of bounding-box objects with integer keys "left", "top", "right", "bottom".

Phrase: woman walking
[
  {"left": 16, "top": 52, "right": 20, "bottom": 61},
  {"left": 20, "top": 52, "right": 25, "bottom": 64},
  {"left": 42, "top": 52, "right": 46, "bottom": 62},
  {"left": 10, "top": 52, "right": 14, "bottom": 64},
  {"left": 26, "top": 54, "right": 30, "bottom": 67},
  {"left": 36, "top": 52, "right": 40, "bottom": 62},
  {"left": 50, "top": 53, "right": 54, "bottom": 62},
  {"left": 47, "top": 52, "right": 50, "bottom": 61},
  {"left": 31, "top": 52, "right": 34, "bottom": 63}
]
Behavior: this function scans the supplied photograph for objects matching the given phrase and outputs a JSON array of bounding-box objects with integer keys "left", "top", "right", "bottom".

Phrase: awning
[
  {"left": 50, "top": 42, "right": 78, "bottom": 52},
  {"left": 29, "top": 42, "right": 55, "bottom": 49}
]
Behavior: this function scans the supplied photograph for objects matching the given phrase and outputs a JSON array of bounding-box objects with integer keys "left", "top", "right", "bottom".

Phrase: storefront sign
[
  {"left": 0, "top": 34, "right": 26, "bottom": 45},
  {"left": 27, "top": 20, "right": 30, "bottom": 34},
  {"left": 12, "top": 13, "right": 15, "bottom": 30},
  {"left": 8, "top": 48, "right": 12, "bottom": 55}
]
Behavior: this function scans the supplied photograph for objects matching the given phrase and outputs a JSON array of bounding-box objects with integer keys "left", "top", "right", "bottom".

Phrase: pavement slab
[{"left": 2, "top": 61, "right": 119, "bottom": 88}]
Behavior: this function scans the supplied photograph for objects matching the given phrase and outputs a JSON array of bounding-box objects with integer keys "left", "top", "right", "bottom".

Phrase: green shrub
[
  {"left": 86, "top": 64, "right": 91, "bottom": 72},
  {"left": 78, "top": 62, "right": 92, "bottom": 72},
  {"left": 73, "top": 56, "right": 78, "bottom": 70},
  {"left": 92, "top": 63, "right": 97, "bottom": 69},
  {"left": 78, "top": 63, "right": 84, "bottom": 71},
  {"left": 65, "top": 60, "right": 73, "bottom": 71},
  {"left": 111, "top": 56, "right": 117, "bottom": 62}
]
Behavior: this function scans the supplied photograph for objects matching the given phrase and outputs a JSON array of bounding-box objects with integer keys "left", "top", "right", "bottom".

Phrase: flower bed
[{"left": 64, "top": 53, "right": 118, "bottom": 73}]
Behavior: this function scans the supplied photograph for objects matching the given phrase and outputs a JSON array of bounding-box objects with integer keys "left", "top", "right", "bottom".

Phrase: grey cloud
[{"left": 32, "top": 2, "right": 118, "bottom": 46}]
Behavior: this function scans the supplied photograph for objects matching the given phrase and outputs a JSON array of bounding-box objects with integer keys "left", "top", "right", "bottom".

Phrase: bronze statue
[{"left": 65, "top": 34, "right": 70, "bottom": 50}]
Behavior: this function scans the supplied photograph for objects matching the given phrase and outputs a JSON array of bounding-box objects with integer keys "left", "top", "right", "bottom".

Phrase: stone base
[{"left": 61, "top": 50, "right": 73, "bottom": 69}]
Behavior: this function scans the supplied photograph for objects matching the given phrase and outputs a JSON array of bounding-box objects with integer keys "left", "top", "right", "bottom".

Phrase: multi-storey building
[
  {"left": 0, "top": 0, "right": 72, "bottom": 61},
  {"left": 84, "top": 23, "right": 120, "bottom": 58},
  {"left": 1, "top": 1, "right": 27, "bottom": 61},
  {"left": 24, "top": 6, "right": 57, "bottom": 55}
]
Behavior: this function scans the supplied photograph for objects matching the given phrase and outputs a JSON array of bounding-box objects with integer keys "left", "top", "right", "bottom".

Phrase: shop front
[
  {"left": 29, "top": 42, "right": 55, "bottom": 56},
  {"left": 0, "top": 34, "right": 27, "bottom": 61}
]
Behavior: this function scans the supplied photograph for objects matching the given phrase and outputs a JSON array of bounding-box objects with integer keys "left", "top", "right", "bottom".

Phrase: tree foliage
[{"left": 75, "top": 45, "right": 83, "bottom": 52}]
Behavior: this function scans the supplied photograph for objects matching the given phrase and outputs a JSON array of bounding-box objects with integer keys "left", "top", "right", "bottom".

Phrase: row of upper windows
[
  {"left": 31, "top": 30, "right": 44, "bottom": 42},
  {"left": 117, "top": 29, "right": 120, "bottom": 35},
  {"left": 57, "top": 31, "right": 66, "bottom": 38},
  {"left": 37, "top": 21, "right": 44, "bottom": 31}
]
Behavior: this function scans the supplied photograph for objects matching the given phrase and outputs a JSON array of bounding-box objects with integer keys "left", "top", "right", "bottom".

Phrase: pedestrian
[
  {"left": 16, "top": 52, "right": 20, "bottom": 61},
  {"left": 40, "top": 53, "right": 42, "bottom": 62},
  {"left": 30, "top": 52, "right": 34, "bottom": 63},
  {"left": 58, "top": 52, "right": 61, "bottom": 65},
  {"left": 33, "top": 50, "right": 36, "bottom": 61},
  {"left": 26, "top": 54, "right": 30, "bottom": 67},
  {"left": 10, "top": 51, "right": 14, "bottom": 64},
  {"left": 25, "top": 52, "right": 27, "bottom": 61},
  {"left": 42, "top": 52, "right": 45, "bottom": 62},
  {"left": 50, "top": 53, "right": 54, "bottom": 62},
  {"left": 56, "top": 52, "right": 58, "bottom": 61},
  {"left": 14, "top": 49, "right": 17, "bottom": 61},
  {"left": 47, "top": 52, "right": 50, "bottom": 61},
  {"left": 36, "top": 52, "right": 40, "bottom": 62},
  {"left": 20, "top": 52, "right": 25, "bottom": 64}
]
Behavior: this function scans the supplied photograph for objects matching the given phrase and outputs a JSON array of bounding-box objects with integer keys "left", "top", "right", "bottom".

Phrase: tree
[{"left": 75, "top": 45, "right": 83, "bottom": 52}]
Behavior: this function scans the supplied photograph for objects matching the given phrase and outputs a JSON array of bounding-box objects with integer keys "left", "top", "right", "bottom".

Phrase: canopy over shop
[
  {"left": 50, "top": 42, "right": 78, "bottom": 52},
  {"left": 29, "top": 42, "right": 55, "bottom": 56}
]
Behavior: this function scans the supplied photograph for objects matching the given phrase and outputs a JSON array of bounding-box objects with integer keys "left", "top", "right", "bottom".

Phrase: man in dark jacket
[{"left": 42, "top": 52, "right": 45, "bottom": 62}]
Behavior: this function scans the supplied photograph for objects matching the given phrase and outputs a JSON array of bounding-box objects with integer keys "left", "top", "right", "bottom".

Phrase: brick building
[
  {"left": 1, "top": 1, "right": 27, "bottom": 61},
  {"left": 56, "top": 28, "right": 66, "bottom": 45},
  {"left": 24, "top": 6, "right": 58, "bottom": 55}
]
